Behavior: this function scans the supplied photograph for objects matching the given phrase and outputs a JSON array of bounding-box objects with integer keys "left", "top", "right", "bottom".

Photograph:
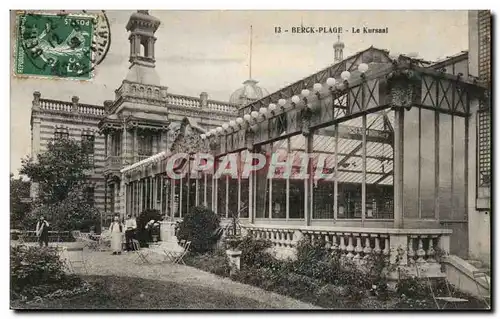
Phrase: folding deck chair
[
  {"left": 132, "top": 239, "right": 152, "bottom": 264},
  {"left": 61, "top": 245, "right": 88, "bottom": 274},
  {"left": 415, "top": 264, "right": 468, "bottom": 309},
  {"left": 473, "top": 270, "right": 491, "bottom": 309},
  {"left": 163, "top": 240, "right": 191, "bottom": 265}
]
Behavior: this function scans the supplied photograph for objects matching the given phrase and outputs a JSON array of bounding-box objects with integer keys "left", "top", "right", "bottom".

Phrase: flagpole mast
[{"left": 249, "top": 25, "right": 253, "bottom": 80}]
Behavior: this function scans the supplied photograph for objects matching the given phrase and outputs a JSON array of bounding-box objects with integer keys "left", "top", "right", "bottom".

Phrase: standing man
[
  {"left": 124, "top": 214, "right": 137, "bottom": 251},
  {"left": 35, "top": 216, "right": 49, "bottom": 247}
]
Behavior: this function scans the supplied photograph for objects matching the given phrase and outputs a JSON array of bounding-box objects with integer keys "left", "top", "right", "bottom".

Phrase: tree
[
  {"left": 10, "top": 173, "right": 31, "bottom": 229},
  {"left": 19, "top": 138, "right": 99, "bottom": 232},
  {"left": 19, "top": 138, "right": 92, "bottom": 205},
  {"left": 29, "top": 185, "right": 100, "bottom": 232}
]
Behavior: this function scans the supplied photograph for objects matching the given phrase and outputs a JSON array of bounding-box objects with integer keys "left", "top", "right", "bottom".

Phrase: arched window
[{"left": 140, "top": 43, "right": 146, "bottom": 57}]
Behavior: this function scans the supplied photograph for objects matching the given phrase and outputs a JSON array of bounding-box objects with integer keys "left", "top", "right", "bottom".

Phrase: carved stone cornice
[
  {"left": 127, "top": 120, "right": 169, "bottom": 131},
  {"left": 386, "top": 67, "right": 421, "bottom": 110}
]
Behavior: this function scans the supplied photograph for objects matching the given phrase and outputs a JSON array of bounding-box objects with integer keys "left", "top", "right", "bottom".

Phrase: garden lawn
[{"left": 12, "top": 275, "right": 284, "bottom": 309}]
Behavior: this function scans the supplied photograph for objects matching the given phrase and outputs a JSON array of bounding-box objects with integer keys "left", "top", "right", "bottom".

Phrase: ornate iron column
[{"left": 386, "top": 64, "right": 421, "bottom": 228}]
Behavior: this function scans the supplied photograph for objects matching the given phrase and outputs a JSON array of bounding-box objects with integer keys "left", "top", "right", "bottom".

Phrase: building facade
[
  {"left": 30, "top": 11, "right": 247, "bottom": 225},
  {"left": 29, "top": 11, "right": 491, "bottom": 270},
  {"left": 467, "top": 10, "right": 491, "bottom": 266},
  {"left": 30, "top": 93, "right": 107, "bottom": 212},
  {"left": 121, "top": 43, "right": 487, "bottom": 272}
]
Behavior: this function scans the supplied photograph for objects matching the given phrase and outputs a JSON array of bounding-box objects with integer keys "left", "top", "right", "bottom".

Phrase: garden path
[{"left": 61, "top": 244, "right": 319, "bottom": 309}]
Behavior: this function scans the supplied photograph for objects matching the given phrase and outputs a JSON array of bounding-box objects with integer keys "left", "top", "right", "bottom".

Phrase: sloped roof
[{"left": 239, "top": 46, "right": 393, "bottom": 112}]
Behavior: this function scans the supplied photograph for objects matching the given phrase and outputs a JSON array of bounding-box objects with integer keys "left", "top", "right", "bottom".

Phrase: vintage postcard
[{"left": 10, "top": 9, "right": 491, "bottom": 310}]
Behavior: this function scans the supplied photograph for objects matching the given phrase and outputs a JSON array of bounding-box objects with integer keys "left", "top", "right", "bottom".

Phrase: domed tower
[
  {"left": 229, "top": 25, "right": 269, "bottom": 107},
  {"left": 333, "top": 35, "right": 345, "bottom": 63},
  {"left": 229, "top": 79, "right": 269, "bottom": 106},
  {"left": 125, "top": 10, "right": 161, "bottom": 85}
]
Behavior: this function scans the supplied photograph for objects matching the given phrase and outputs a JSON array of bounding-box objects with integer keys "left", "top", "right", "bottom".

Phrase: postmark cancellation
[{"left": 14, "top": 11, "right": 110, "bottom": 80}]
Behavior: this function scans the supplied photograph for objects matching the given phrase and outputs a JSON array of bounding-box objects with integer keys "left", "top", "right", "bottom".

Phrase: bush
[
  {"left": 184, "top": 249, "right": 231, "bottom": 277},
  {"left": 296, "top": 237, "right": 329, "bottom": 263},
  {"left": 293, "top": 239, "right": 341, "bottom": 282},
  {"left": 10, "top": 245, "right": 82, "bottom": 300},
  {"left": 238, "top": 235, "right": 275, "bottom": 268},
  {"left": 136, "top": 209, "right": 163, "bottom": 247},
  {"left": 396, "top": 276, "right": 429, "bottom": 300},
  {"left": 177, "top": 206, "right": 220, "bottom": 253}
]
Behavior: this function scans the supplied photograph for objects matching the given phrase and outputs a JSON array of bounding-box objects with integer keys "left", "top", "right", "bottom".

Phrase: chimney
[
  {"left": 103, "top": 100, "right": 114, "bottom": 114},
  {"left": 200, "top": 92, "right": 208, "bottom": 108},
  {"left": 71, "top": 96, "right": 79, "bottom": 112},
  {"left": 32, "top": 91, "right": 41, "bottom": 108}
]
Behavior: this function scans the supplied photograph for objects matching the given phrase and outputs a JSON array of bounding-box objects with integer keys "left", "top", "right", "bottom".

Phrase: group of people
[
  {"left": 109, "top": 214, "right": 138, "bottom": 255},
  {"left": 34, "top": 214, "right": 138, "bottom": 255}
]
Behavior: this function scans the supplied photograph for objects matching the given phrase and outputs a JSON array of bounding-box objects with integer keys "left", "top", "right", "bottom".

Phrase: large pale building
[
  {"left": 29, "top": 10, "right": 490, "bottom": 275},
  {"left": 29, "top": 11, "right": 268, "bottom": 224}
]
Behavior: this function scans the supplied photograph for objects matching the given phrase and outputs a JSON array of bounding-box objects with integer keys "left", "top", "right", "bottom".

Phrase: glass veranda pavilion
[{"left": 120, "top": 47, "right": 488, "bottom": 273}]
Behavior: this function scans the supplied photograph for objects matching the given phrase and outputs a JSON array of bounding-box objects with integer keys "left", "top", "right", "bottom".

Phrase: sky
[{"left": 10, "top": 10, "right": 469, "bottom": 175}]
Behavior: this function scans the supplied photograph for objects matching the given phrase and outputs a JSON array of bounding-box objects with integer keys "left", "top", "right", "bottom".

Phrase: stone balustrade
[
  {"left": 39, "top": 99, "right": 73, "bottom": 112},
  {"left": 37, "top": 94, "right": 235, "bottom": 116},
  {"left": 167, "top": 95, "right": 200, "bottom": 108},
  {"left": 38, "top": 99, "right": 105, "bottom": 116},
  {"left": 207, "top": 101, "right": 236, "bottom": 113},
  {"left": 78, "top": 104, "right": 106, "bottom": 116},
  {"left": 242, "top": 225, "right": 451, "bottom": 273},
  {"left": 165, "top": 93, "right": 237, "bottom": 113}
]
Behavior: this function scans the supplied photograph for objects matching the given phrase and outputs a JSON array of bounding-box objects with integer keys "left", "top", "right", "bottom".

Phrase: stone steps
[{"left": 466, "top": 259, "right": 491, "bottom": 276}]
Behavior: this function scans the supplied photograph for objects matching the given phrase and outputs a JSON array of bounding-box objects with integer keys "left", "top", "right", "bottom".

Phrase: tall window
[
  {"left": 112, "top": 133, "right": 121, "bottom": 156},
  {"left": 310, "top": 110, "right": 395, "bottom": 220},
  {"left": 254, "top": 145, "right": 271, "bottom": 218},
  {"left": 81, "top": 134, "right": 95, "bottom": 166},
  {"left": 478, "top": 108, "right": 491, "bottom": 188},
  {"left": 54, "top": 131, "right": 69, "bottom": 140},
  {"left": 138, "top": 132, "right": 154, "bottom": 156},
  {"left": 289, "top": 135, "right": 305, "bottom": 219},
  {"left": 271, "top": 140, "right": 287, "bottom": 218}
]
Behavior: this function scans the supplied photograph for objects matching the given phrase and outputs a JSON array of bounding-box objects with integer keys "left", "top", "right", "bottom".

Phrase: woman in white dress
[{"left": 109, "top": 215, "right": 124, "bottom": 255}]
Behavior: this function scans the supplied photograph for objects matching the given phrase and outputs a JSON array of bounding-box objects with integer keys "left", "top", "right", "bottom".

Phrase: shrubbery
[
  {"left": 185, "top": 235, "right": 485, "bottom": 309},
  {"left": 177, "top": 206, "right": 220, "bottom": 253},
  {"left": 238, "top": 235, "right": 275, "bottom": 268},
  {"left": 136, "top": 209, "right": 163, "bottom": 247},
  {"left": 10, "top": 245, "right": 83, "bottom": 301},
  {"left": 184, "top": 249, "right": 231, "bottom": 277}
]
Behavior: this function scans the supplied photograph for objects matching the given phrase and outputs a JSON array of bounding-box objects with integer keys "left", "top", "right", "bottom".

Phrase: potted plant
[
  {"left": 224, "top": 207, "right": 246, "bottom": 273},
  {"left": 145, "top": 219, "right": 161, "bottom": 243},
  {"left": 151, "top": 222, "right": 161, "bottom": 242}
]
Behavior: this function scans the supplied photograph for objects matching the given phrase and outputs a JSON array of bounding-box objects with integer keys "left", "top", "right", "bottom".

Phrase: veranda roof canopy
[
  {"left": 121, "top": 151, "right": 169, "bottom": 174},
  {"left": 205, "top": 50, "right": 486, "bottom": 158}
]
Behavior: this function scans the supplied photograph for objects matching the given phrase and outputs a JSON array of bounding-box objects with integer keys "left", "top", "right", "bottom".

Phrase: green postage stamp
[{"left": 15, "top": 11, "right": 110, "bottom": 80}]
